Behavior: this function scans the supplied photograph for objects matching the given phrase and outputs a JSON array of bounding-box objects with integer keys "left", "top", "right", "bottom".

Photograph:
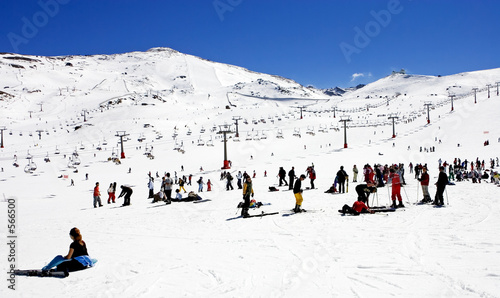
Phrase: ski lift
[
  {"left": 79, "top": 143, "right": 85, "bottom": 150},
  {"left": 44, "top": 152, "right": 51, "bottom": 162},
  {"left": 96, "top": 143, "right": 102, "bottom": 151},
  {"left": 276, "top": 129, "right": 284, "bottom": 139},
  {"left": 260, "top": 131, "right": 267, "bottom": 139},
  {"left": 306, "top": 126, "right": 315, "bottom": 136},
  {"left": 173, "top": 140, "right": 181, "bottom": 151},
  {"left": 186, "top": 129, "right": 192, "bottom": 136},
  {"left": 200, "top": 126, "right": 206, "bottom": 133},
  {"left": 24, "top": 158, "right": 37, "bottom": 173},
  {"left": 67, "top": 158, "right": 76, "bottom": 169},
  {"left": 206, "top": 136, "right": 214, "bottom": 147},
  {"left": 102, "top": 139, "right": 108, "bottom": 146},
  {"left": 293, "top": 128, "right": 301, "bottom": 138},
  {"left": 29, "top": 132, "right": 33, "bottom": 137},
  {"left": 26, "top": 151, "right": 33, "bottom": 160},
  {"left": 233, "top": 135, "right": 240, "bottom": 142},
  {"left": 245, "top": 132, "right": 253, "bottom": 141},
  {"left": 197, "top": 137, "right": 205, "bottom": 146},
  {"left": 253, "top": 131, "right": 260, "bottom": 141}
]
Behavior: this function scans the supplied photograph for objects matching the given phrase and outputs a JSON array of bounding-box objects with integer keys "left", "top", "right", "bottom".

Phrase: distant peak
[{"left": 146, "top": 47, "right": 179, "bottom": 54}]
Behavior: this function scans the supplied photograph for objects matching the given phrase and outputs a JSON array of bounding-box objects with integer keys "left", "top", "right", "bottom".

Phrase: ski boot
[
  {"left": 391, "top": 201, "right": 397, "bottom": 209},
  {"left": 397, "top": 201, "right": 405, "bottom": 208}
]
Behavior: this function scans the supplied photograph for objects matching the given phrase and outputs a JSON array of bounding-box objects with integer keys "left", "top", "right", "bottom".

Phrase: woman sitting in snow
[{"left": 42, "top": 227, "right": 96, "bottom": 276}]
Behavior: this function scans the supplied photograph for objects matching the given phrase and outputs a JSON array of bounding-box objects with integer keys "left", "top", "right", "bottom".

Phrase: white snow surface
[{"left": 0, "top": 48, "right": 500, "bottom": 297}]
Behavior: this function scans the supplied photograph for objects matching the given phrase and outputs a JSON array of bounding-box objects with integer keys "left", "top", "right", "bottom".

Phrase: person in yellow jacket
[
  {"left": 242, "top": 176, "right": 254, "bottom": 218},
  {"left": 293, "top": 175, "right": 306, "bottom": 212}
]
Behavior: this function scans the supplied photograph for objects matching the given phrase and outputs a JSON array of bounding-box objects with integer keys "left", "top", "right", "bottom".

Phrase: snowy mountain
[{"left": 1, "top": 48, "right": 500, "bottom": 297}]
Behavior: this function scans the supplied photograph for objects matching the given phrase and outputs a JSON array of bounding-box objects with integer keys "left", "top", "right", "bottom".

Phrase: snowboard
[{"left": 14, "top": 269, "right": 67, "bottom": 278}]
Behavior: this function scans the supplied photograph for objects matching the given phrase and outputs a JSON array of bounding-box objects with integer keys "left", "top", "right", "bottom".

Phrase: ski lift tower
[
  {"left": 115, "top": 131, "right": 129, "bottom": 159},
  {"left": 332, "top": 106, "right": 337, "bottom": 118},
  {"left": 218, "top": 124, "right": 234, "bottom": 169},
  {"left": 487, "top": 84, "right": 492, "bottom": 98},
  {"left": 472, "top": 87, "right": 478, "bottom": 104},
  {"left": 37, "top": 102, "right": 43, "bottom": 112},
  {"left": 388, "top": 114, "right": 399, "bottom": 138},
  {"left": 339, "top": 115, "right": 352, "bottom": 148},
  {"left": 296, "top": 106, "right": 306, "bottom": 119},
  {"left": 424, "top": 102, "right": 432, "bottom": 124},
  {"left": 0, "top": 126, "right": 6, "bottom": 148},
  {"left": 232, "top": 116, "right": 242, "bottom": 137},
  {"left": 36, "top": 129, "right": 44, "bottom": 140},
  {"left": 448, "top": 94, "right": 456, "bottom": 111}
]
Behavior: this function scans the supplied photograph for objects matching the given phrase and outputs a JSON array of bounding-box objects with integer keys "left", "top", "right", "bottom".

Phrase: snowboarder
[
  {"left": 336, "top": 166, "right": 348, "bottom": 193},
  {"left": 433, "top": 166, "right": 448, "bottom": 206},
  {"left": 118, "top": 185, "right": 133, "bottom": 206},
  {"left": 293, "top": 174, "right": 306, "bottom": 212},
  {"left": 41, "top": 227, "right": 95, "bottom": 277},
  {"left": 288, "top": 167, "right": 295, "bottom": 190},
  {"left": 241, "top": 176, "right": 254, "bottom": 218},
  {"left": 389, "top": 168, "right": 404, "bottom": 208},
  {"left": 418, "top": 166, "right": 431, "bottom": 203},
  {"left": 93, "top": 182, "right": 103, "bottom": 208}
]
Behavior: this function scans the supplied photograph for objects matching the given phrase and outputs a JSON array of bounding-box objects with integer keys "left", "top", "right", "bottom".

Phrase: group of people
[{"left": 93, "top": 182, "right": 132, "bottom": 207}]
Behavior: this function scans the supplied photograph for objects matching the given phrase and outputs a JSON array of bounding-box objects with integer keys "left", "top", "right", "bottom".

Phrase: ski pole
[
  {"left": 401, "top": 185, "right": 411, "bottom": 206},
  {"left": 445, "top": 188, "right": 449, "bottom": 205},
  {"left": 387, "top": 184, "right": 391, "bottom": 205}
]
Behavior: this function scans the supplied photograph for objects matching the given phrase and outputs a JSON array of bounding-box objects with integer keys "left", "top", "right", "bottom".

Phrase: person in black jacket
[
  {"left": 433, "top": 166, "right": 448, "bottom": 206},
  {"left": 288, "top": 167, "right": 295, "bottom": 190},
  {"left": 118, "top": 185, "right": 133, "bottom": 206},
  {"left": 278, "top": 167, "right": 288, "bottom": 187},
  {"left": 336, "top": 166, "right": 348, "bottom": 193},
  {"left": 293, "top": 175, "right": 306, "bottom": 212}
]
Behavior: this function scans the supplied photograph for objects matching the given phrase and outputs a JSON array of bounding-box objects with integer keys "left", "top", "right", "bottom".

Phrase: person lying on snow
[
  {"left": 171, "top": 190, "right": 202, "bottom": 202},
  {"left": 339, "top": 198, "right": 374, "bottom": 215},
  {"left": 42, "top": 227, "right": 96, "bottom": 277}
]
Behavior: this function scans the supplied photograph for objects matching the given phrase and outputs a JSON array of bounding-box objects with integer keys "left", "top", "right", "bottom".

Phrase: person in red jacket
[
  {"left": 418, "top": 166, "right": 431, "bottom": 203},
  {"left": 339, "top": 198, "right": 374, "bottom": 215},
  {"left": 207, "top": 179, "right": 212, "bottom": 191},
  {"left": 390, "top": 168, "right": 404, "bottom": 208},
  {"left": 93, "top": 182, "right": 103, "bottom": 208}
]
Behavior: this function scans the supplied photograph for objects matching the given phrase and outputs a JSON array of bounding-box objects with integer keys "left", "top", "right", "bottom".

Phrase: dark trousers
[
  {"left": 124, "top": 195, "right": 131, "bottom": 206},
  {"left": 338, "top": 181, "right": 345, "bottom": 193},
  {"left": 165, "top": 190, "right": 172, "bottom": 202},
  {"left": 341, "top": 204, "right": 360, "bottom": 216},
  {"left": 149, "top": 189, "right": 154, "bottom": 198},
  {"left": 289, "top": 177, "right": 294, "bottom": 190},
  {"left": 310, "top": 179, "right": 315, "bottom": 189},
  {"left": 242, "top": 194, "right": 250, "bottom": 216},
  {"left": 435, "top": 187, "right": 445, "bottom": 204},
  {"left": 56, "top": 259, "right": 86, "bottom": 273},
  {"left": 279, "top": 177, "right": 288, "bottom": 186}
]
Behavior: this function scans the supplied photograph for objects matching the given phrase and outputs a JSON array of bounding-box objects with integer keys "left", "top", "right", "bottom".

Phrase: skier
[
  {"left": 188, "top": 174, "right": 193, "bottom": 186},
  {"left": 178, "top": 177, "right": 187, "bottom": 193},
  {"left": 241, "top": 176, "right": 254, "bottom": 218},
  {"left": 278, "top": 167, "right": 288, "bottom": 186},
  {"left": 207, "top": 179, "right": 212, "bottom": 191},
  {"left": 433, "top": 166, "right": 448, "bottom": 206},
  {"left": 293, "top": 174, "right": 306, "bottom": 213},
  {"left": 93, "top": 182, "right": 103, "bottom": 208},
  {"left": 163, "top": 173, "right": 174, "bottom": 202},
  {"left": 148, "top": 178, "right": 154, "bottom": 199},
  {"left": 339, "top": 198, "right": 374, "bottom": 215},
  {"left": 42, "top": 227, "right": 95, "bottom": 276},
  {"left": 197, "top": 177, "right": 204, "bottom": 192},
  {"left": 118, "top": 185, "right": 133, "bottom": 206},
  {"left": 336, "top": 166, "right": 348, "bottom": 193},
  {"left": 306, "top": 166, "right": 316, "bottom": 189},
  {"left": 352, "top": 165, "right": 358, "bottom": 182},
  {"left": 418, "top": 166, "right": 431, "bottom": 203},
  {"left": 389, "top": 168, "right": 404, "bottom": 208},
  {"left": 107, "top": 183, "right": 116, "bottom": 204},
  {"left": 236, "top": 171, "right": 243, "bottom": 189},
  {"left": 355, "top": 181, "right": 377, "bottom": 206},
  {"left": 288, "top": 167, "right": 295, "bottom": 190},
  {"left": 226, "top": 172, "right": 234, "bottom": 190}
]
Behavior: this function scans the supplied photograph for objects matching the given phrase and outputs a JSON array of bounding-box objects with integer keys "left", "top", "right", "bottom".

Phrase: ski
[
  {"left": 226, "top": 211, "right": 279, "bottom": 221},
  {"left": 14, "top": 269, "right": 67, "bottom": 278},
  {"left": 193, "top": 199, "right": 212, "bottom": 203}
]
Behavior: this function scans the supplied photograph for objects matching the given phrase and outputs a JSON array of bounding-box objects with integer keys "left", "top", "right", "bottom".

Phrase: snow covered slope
[{"left": 0, "top": 48, "right": 500, "bottom": 297}]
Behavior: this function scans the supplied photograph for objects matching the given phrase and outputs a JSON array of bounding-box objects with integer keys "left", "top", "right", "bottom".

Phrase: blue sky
[{"left": 1, "top": 0, "right": 499, "bottom": 88}]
